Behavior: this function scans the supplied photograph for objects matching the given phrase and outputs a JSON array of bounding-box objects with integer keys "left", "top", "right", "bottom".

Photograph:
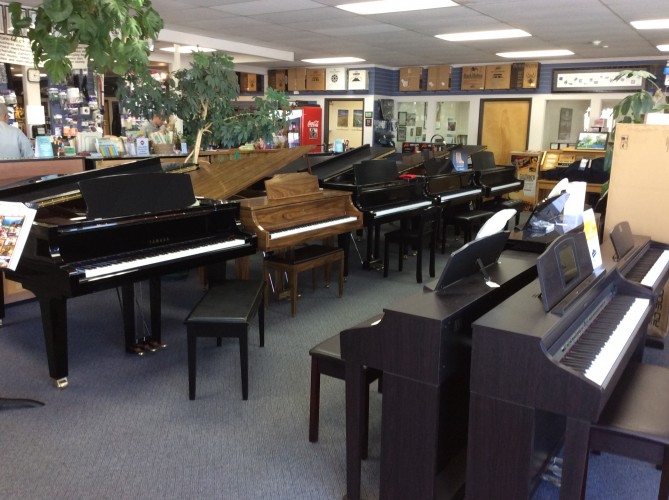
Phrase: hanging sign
[{"left": 0, "top": 34, "right": 88, "bottom": 70}]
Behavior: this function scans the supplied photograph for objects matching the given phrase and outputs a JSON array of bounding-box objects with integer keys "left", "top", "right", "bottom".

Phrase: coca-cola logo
[{"left": 307, "top": 120, "right": 319, "bottom": 127}]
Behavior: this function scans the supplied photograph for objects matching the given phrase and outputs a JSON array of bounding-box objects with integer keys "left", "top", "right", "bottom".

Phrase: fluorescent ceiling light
[
  {"left": 160, "top": 45, "right": 216, "bottom": 53},
  {"left": 631, "top": 19, "right": 669, "bottom": 30},
  {"left": 336, "top": 0, "right": 457, "bottom": 15},
  {"left": 497, "top": 49, "right": 574, "bottom": 58},
  {"left": 658, "top": 44, "right": 669, "bottom": 51},
  {"left": 436, "top": 29, "right": 531, "bottom": 42},
  {"left": 301, "top": 57, "right": 366, "bottom": 64}
]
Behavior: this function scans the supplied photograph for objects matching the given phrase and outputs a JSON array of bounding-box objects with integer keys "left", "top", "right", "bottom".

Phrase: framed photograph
[
  {"left": 550, "top": 142, "right": 559, "bottom": 150},
  {"left": 415, "top": 126, "right": 422, "bottom": 137},
  {"left": 365, "top": 118, "right": 372, "bottom": 127},
  {"left": 352, "top": 109, "right": 363, "bottom": 128},
  {"left": 398, "top": 112, "right": 407, "bottom": 126},
  {"left": 407, "top": 113, "right": 416, "bottom": 126},
  {"left": 397, "top": 126, "right": 406, "bottom": 142},
  {"left": 337, "top": 109, "right": 349, "bottom": 128},
  {"left": 552, "top": 68, "right": 646, "bottom": 92},
  {"left": 364, "top": 111, "right": 373, "bottom": 118}
]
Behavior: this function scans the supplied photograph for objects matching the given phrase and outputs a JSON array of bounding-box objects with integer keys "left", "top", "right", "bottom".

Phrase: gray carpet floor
[{"left": 0, "top": 232, "right": 666, "bottom": 500}]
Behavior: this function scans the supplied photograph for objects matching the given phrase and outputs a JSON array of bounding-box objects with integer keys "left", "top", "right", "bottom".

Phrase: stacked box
[
  {"left": 326, "top": 67, "right": 347, "bottom": 90},
  {"left": 268, "top": 69, "right": 287, "bottom": 91},
  {"left": 426, "top": 65, "right": 450, "bottom": 91},
  {"left": 461, "top": 66, "right": 486, "bottom": 90},
  {"left": 399, "top": 67, "right": 422, "bottom": 91},
  {"left": 305, "top": 69, "right": 325, "bottom": 91},
  {"left": 239, "top": 73, "right": 257, "bottom": 92},
  {"left": 348, "top": 69, "right": 368, "bottom": 90},
  {"left": 287, "top": 68, "right": 307, "bottom": 91},
  {"left": 484, "top": 64, "right": 511, "bottom": 90}
]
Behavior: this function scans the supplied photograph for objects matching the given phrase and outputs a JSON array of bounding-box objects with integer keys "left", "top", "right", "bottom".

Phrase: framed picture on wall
[
  {"left": 398, "top": 112, "right": 407, "bottom": 126},
  {"left": 415, "top": 126, "right": 422, "bottom": 137},
  {"left": 337, "top": 109, "right": 349, "bottom": 128},
  {"left": 365, "top": 118, "right": 372, "bottom": 127},
  {"left": 365, "top": 111, "right": 373, "bottom": 118},
  {"left": 353, "top": 109, "right": 363, "bottom": 128},
  {"left": 397, "top": 127, "right": 406, "bottom": 141}
]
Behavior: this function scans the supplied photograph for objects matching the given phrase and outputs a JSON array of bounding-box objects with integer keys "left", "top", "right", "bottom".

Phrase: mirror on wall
[
  {"left": 434, "top": 101, "right": 469, "bottom": 145},
  {"left": 396, "top": 101, "right": 426, "bottom": 143}
]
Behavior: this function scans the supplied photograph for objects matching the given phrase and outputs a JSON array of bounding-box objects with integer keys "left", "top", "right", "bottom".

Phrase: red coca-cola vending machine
[{"left": 287, "top": 106, "right": 322, "bottom": 152}]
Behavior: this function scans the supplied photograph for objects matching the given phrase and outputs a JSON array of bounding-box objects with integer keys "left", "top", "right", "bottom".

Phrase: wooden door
[{"left": 478, "top": 99, "right": 531, "bottom": 164}]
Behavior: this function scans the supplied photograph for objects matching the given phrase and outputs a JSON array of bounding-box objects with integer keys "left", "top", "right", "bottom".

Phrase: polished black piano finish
[
  {"left": 341, "top": 249, "right": 538, "bottom": 500},
  {"left": 475, "top": 164, "right": 524, "bottom": 198},
  {"left": 424, "top": 169, "right": 481, "bottom": 208},
  {"left": 3, "top": 167, "right": 256, "bottom": 386},
  {"left": 467, "top": 268, "right": 654, "bottom": 499}
]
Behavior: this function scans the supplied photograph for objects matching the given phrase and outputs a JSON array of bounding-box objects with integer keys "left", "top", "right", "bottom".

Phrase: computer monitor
[{"left": 575, "top": 131, "right": 608, "bottom": 150}]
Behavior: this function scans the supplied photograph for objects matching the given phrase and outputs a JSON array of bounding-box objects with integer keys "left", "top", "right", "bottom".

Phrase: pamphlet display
[{"left": 0, "top": 202, "right": 37, "bottom": 271}]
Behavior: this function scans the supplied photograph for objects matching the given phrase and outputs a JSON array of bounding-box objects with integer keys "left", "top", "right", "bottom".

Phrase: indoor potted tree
[{"left": 172, "top": 51, "right": 290, "bottom": 164}]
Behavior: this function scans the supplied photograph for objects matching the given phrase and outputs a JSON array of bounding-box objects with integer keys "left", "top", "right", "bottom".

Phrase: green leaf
[
  {"left": 44, "top": 58, "right": 72, "bottom": 84},
  {"left": 42, "top": 0, "right": 74, "bottom": 23}
]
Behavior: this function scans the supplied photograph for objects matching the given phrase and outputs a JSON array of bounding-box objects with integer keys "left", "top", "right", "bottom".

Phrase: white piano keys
[
  {"left": 584, "top": 297, "right": 650, "bottom": 386},
  {"left": 490, "top": 182, "right": 522, "bottom": 193},
  {"left": 440, "top": 189, "right": 481, "bottom": 202},
  {"left": 82, "top": 238, "right": 247, "bottom": 279},
  {"left": 269, "top": 216, "right": 357, "bottom": 239},
  {"left": 372, "top": 200, "right": 432, "bottom": 217},
  {"left": 640, "top": 249, "right": 669, "bottom": 287}
]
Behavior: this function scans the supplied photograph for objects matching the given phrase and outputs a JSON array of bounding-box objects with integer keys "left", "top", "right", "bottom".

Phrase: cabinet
[{"left": 536, "top": 147, "right": 606, "bottom": 204}]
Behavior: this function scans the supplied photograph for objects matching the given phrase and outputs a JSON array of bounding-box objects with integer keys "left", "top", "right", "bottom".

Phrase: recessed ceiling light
[
  {"left": 436, "top": 29, "right": 531, "bottom": 42},
  {"left": 301, "top": 57, "right": 366, "bottom": 64},
  {"left": 631, "top": 19, "right": 669, "bottom": 30},
  {"left": 160, "top": 46, "right": 216, "bottom": 53},
  {"left": 497, "top": 49, "right": 574, "bottom": 58},
  {"left": 336, "top": 0, "right": 457, "bottom": 15},
  {"left": 658, "top": 44, "right": 669, "bottom": 51}
]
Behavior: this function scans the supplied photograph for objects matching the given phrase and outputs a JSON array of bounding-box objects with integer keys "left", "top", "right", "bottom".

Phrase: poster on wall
[
  {"left": 558, "top": 108, "right": 573, "bottom": 141},
  {"left": 337, "top": 109, "right": 349, "bottom": 128},
  {"left": 352, "top": 110, "right": 363, "bottom": 128}
]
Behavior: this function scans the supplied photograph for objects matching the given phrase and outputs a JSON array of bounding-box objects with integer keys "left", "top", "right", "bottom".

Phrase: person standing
[
  {"left": 0, "top": 103, "right": 34, "bottom": 158},
  {"left": 141, "top": 113, "right": 166, "bottom": 137}
]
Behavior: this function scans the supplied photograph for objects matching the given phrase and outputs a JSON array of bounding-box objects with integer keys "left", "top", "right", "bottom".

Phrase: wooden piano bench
[
  {"left": 586, "top": 362, "right": 669, "bottom": 499},
  {"left": 184, "top": 279, "right": 265, "bottom": 401},
  {"left": 443, "top": 209, "right": 495, "bottom": 246},
  {"left": 308, "top": 330, "right": 381, "bottom": 458},
  {"left": 263, "top": 245, "right": 344, "bottom": 317}
]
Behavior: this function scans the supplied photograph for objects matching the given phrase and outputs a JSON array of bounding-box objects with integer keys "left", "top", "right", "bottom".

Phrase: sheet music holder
[
  {"left": 79, "top": 173, "right": 196, "bottom": 219},
  {"left": 471, "top": 150, "right": 497, "bottom": 170},
  {"left": 610, "top": 221, "right": 636, "bottom": 261},
  {"left": 518, "top": 191, "right": 570, "bottom": 232},
  {"left": 536, "top": 230, "right": 604, "bottom": 314},
  {"left": 425, "top": 230, "right": 510, "bottom": 292},
  {"left": 352, "top": 159, "right": 398, "bottom": 185}
]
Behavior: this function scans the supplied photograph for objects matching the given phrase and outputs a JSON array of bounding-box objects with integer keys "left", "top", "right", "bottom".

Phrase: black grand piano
[
  {"left": 471, "top": 150, "right": 524, "bottom": 199},
  {"left": 1, "top": 158, "right": 256, "bottom": 387}
]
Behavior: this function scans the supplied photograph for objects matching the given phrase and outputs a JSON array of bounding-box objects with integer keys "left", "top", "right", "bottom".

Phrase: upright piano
[
  {"left": 2, "top": 159, "right": 257, "bottom": 386},
  {"left": 341, "top": 231, "right": 538, "bottom": 500},
  {"left": 467, "top": 231, "right": 655, "bottom": 499},
  {"left": 471, "top": 150, "right": 524, "bottom": 199}
]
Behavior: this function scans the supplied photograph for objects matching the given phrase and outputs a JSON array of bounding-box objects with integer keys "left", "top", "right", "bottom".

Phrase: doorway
[
  {"left": 478, "top": 98, "right": 531, "bottom": 164},
  {"left": 325, "top": 98, "right": 365, "bottom": 151}
]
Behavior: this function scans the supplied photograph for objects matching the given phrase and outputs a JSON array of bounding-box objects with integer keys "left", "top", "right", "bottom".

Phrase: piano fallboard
[{"left": 476, "top": 165, "right": 524, "bottom": 197}]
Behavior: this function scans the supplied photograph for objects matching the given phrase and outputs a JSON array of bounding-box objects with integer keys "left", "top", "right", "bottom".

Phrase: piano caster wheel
[
  {"left": 325, "top": 282, "right": 331, "bottom": 288},
  {"left": 131, "top": 344, "right": 146, "bottom": 356},
  {"left": 146, "top": 337, "right": 167, "bottom": 350},
  {"left": 53, "top": 377, "right": 69, "bottom": 389}
]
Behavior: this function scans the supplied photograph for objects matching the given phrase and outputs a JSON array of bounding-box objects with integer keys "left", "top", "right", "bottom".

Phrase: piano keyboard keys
[
  {"left": 80, "top": 237, "right": 247, "bottom": 279},
  {"left": 440, "top": 188, "right": 481, "bottom": 202},
  {"left": 640, "top": 249, "right": 669, "bottom": 287},
  {"left": 269, "top": 216, "right": 357, "bottom": 239},
  {"left": 372, "top": 200, "right": 432, "bottom": 217},
  {"left": 489, "top": 182, "right": 522, "bottom": 193},
  {"left": 560, "top": 295, "right": 650, "bottom": 386}
]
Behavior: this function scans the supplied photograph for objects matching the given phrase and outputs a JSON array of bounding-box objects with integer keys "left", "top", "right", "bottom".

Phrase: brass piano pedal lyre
[{"left": 54, "top": 377, "right": 69, "bottom": 389}]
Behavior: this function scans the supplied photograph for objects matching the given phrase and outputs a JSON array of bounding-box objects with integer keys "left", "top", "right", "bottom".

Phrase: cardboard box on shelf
[
  {"left": 461, "top": 66, "right": 486, "bottom": 90},
  {"left": 239, "top": 72, "right": 257, "bottom": 92},
  {"left": 399, "top": 66, "right": 422, "bottom": 91},
  {"left": 287, "top": 68, "right": 307, "bottom": 91},
  {"left": 426, "top": 65, "right": 450, "bottom": 91},
  {"left": 268, "top": 70, "right": 287, "bottom": 91},
  {"left": 306, "top": 69, "right": 325, "bottom": 91},
  {"left": 484, "top": 64, "right": 511, "bottom": 90},
  {"left": 510, "top": 62, "right": 541, "bottom": 89}
]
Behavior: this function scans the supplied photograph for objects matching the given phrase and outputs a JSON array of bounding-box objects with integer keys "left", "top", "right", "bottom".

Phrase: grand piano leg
[
  {"left": 121, "top": 283, "right": 139, "bottom": 354},
  {"left": 38, "top": 296, "right": 69, "bottom": 387},
  {"left": 344, "top": 361, "right": 366, "bottom": 500},
  {"left": 560, "top": 417, "right": 591, "bottom": 500},
  {"left": 149, "top": 276, "right": 165, "bottom": 348},
  {"left": 364, "top": 221, "right": 374, "bottom": 270},
  {"left": 338, "top": 232, "right": 351, "bottom": 277}
]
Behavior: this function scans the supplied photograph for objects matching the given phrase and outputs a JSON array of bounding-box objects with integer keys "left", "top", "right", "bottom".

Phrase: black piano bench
[
  {"left": 184, "top": 279, "right": 265, "bottom": 401},
  {"left": 482, "top": 198, "right": 524, "bottom": 227},
  {"left": 308, "top": 331, "right": 381, "bottom": 459},
  {"left": 444, "top": 209, "right": 495, "bottom": 246},
  {"left": 586, "top": 362, "right": 669, "bottom": 499},
  {"left": 263, "top": 245, "right": 344, "bottom": 317}
]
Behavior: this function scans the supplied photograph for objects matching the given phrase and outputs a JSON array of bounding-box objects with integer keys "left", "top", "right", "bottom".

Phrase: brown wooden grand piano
[
  {"left": 1, "top": 158, "right": 257, "bottom": 387},
  {"left": 238, "top": 172, "right": 363, "bottom": 271}
]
